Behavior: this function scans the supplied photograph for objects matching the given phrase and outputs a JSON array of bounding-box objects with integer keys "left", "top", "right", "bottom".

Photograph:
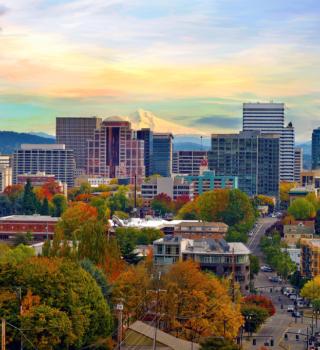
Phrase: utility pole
[
  {"left": 17, "top": 287, "right": 23, "bottom": 350},
  {"left": 116, "top": 301, "right": 124, "bottom": 349},
  {"left": 1, "top": 319, "right": 5, "bottom": 350},
  {"left": 153, "top": 272, "right": 161, "bottom": 350}
]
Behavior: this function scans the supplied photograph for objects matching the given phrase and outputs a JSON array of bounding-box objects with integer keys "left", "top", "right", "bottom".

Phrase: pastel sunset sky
[{"left": 0, "top": 0, "right": 319, "bottom": 140}]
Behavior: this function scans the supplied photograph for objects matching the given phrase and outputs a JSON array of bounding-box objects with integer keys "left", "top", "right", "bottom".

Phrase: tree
[
  {"left": 249, "top": 255, "right": 260, "bottom": 278},
  {"left": 57, "top": 202, "right": 97, "bottom": 238},
  {"left": 280, "top": 182, "right": 297, "bottom": 209},
  {"left": 197, "top": 190, "right": 229, "bottom": 222},
  {"left": 151, "top": 193, "right": 173, "bottom": 216},
  {"left": 36, "top": 181, "right": 62, "bottom": 201},
  {"left": 241, "top": 305, "right": 269, "bottom": 333},
  {"left": 107, "top": 186, "right": 131, "bottom": 214},
  {"left": 177, "top": 200, "right": 199, "bottom": 220},
  {"left": 52, "top": 194, "right": 67, "bottom": 217},
  {"left": 22, "top": 179, "right": 40, "bottom": 214},
  {"left": 40, "top": 197, "right": 50, "bottom": 215},
  {"left": 0, "top": 257, "right": 113, "bottom": 349},
  {"left": 288, "top": 198, "right": 316, "bottom": 220},
  {"left": 200, "top": 337, "right": 240, "bottom": 350},
  {"left": 0, "top": 244, "right": 35, "bottom": 264},
  {"left": 301, "top": 276, "right": 320, "bottom": 301},
  {"left": 4, "top": 184, "right": 24, "bottom": 213},
  {"left": 243, "top": 295, "right": 275, "bottom": 316}
]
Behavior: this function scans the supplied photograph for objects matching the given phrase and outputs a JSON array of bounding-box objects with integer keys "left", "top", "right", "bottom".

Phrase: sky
[{"left": 0, "top": 0, "right": 319, "bottom": 141}]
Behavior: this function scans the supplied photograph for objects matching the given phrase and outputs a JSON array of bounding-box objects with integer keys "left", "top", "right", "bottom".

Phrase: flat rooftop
[{"left": 0, "top": 215, "right": 59, "bottom": 222}]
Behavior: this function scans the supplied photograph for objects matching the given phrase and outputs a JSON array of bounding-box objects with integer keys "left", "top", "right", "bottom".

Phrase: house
[
  {"left": 284, "top": 222, "right": 315, "bottom": 246},
  {"left": 173, "top": 221, "right": 228, "bottom": 239},
  {"left": 123, "top": 321, "right": 200, "bottom": 350}
]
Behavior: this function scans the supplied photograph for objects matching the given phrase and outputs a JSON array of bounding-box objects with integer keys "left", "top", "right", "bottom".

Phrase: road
[{"left": 243, "top": 217, "right": 313, "bottom": 350}]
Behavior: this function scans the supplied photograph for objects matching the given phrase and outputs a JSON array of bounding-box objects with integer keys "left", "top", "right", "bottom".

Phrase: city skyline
[{"left": 0, "top": 0, "right": 319, "bottom": 141}]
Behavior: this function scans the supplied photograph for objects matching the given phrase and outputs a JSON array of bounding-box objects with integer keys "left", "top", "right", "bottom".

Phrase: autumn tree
[
  {"left": 280, "top": 182, "right": 297, "bottom": 209},
  {"left": 242, "top": 295, "right": 275, "bottom": 316},
  {"left": 177, "top": 199, "right": 199, "bottom": 220},
  {"left": 151, "top": 193, "right": 173, "bottom": 216},
  {"left": 57, "top": 202, "right": 97, "bottom": 238},
  {"left": 200, "top": 337, "right": 240, "bottom": 350},
  {"left": 301, "top": 276, "right": 320, "bottom": 301},
  {"left": 0, "top": 257, "right": 113, "bottom": 349},
  {"left": 36, "top": 181, "right": 62, "bottom": 201}
]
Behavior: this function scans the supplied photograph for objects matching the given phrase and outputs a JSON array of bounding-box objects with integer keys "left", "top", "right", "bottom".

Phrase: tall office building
[
  {"left": 294, "top": 147, "right": 303, "bottom": 183},
  {"left": 208, "top": 131, "right": 280, "bottom": 197},
  {"left": 312, "top": 127, "right": 320, "bottom": 170},
  {"left": 12, "top": 144, "right": 76, "bottom": 187},
  {"left": 152, "top": 133, "right": 174, "bottom": 177},
  {"left": 56, "top": 117, "right": 102, "bottom": 172},
  {"left": 172, "top": 151, "right": 208, "bottom": 175},
  {"left": 87, "top": 118, "right": 145, "bottom": 184},
  {"left": 0, "top": 155, "right": 12, "bottom": 192},
  {"left": 137, "top": 128, "right": 153, "bottom": 177},
  {"left": 243, "top": 102, "right": 295, "bottom": 182}
]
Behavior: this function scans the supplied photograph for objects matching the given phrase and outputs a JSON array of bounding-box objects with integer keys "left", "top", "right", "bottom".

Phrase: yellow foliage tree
[{"left": 301, "top": 276, "right": 320, "bottom": 301}]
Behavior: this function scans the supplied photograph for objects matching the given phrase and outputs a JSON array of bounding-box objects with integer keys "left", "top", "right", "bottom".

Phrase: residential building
[
  {"left": 281, "top": 248, "right": 301, "bottom": 268},
  {"left": 301, "top": 239, "right": 320, "bottom": 278},
  {"left": 312, "top": 127, "right": 320, "bottom": 170},
  {"left": 87, "top": 118, "right": 145, "bottom": 184},
  {"left": 172, "top": 150, "right": 207, "bottom": 175},
  {"left": 294, "top": 147, "right": 303, "bottom": 183},
  {"left": 141, "top": 177, "right": 193, "bottom": 200},
  {"left": 301, "top": 170, "right": 320, "bottom": 188},
  {"left": 284, "top": 222, "right": 315, "bottom": 246},
  {"left": 208, "top": 131, "right": 279, "bottom": 197},
  {"left": 0, "top": 166, "right": 12, "bottom": 192},
  {"left": 137, "top": 128, "right": 153, "bottom": 177},
  {"left": 17, "top": 172, "right": 56, "bottom": 186},
  {"left": 56, "top": 117, "right": 102, "bottom": 172},
  {"left": 153, "top": 236, "right": 250, "bottom": 292},
  {"left": 12, "top": 144, "right": 76, "bottom": 187},
  {"left": 0, "top": 215, "right": 59, "bottom": 243},
  {"left": 243, "top": 102, "right": 295, "bottom": 182},
  {"left": 173, "top": 221, "right": 228, "bottom": 239},
  {"left": 0, "top": 155, "right": 12, "bottom": 192},
  {"left": 124, "top": 321, "right": 200, "bottom": 350},
  {"left": 152, "top": 133, "right": 173, "bottom": 177}
]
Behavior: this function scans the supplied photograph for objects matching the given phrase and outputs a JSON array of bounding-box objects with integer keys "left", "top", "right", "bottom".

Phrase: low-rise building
[
  {"left": 153, "top": 236, "right": 250, "bottom": 292},
  {"left": 284, "top": 222, "right": 315, "bottom": 246},
  {"left": 281, "top": 247, "right": 301, "bottom": 268},
  {"left": 300, "top": 239, "right": 320, "bottom": 278},
  {"left": 301, "top": 170, "right": 320, "bottom": 188},
  {"left": 173, "top": 221, "right": 228, "bottom": 239},
  {"left": 0, "top": 215, "right": 59, "bottom": 243},
  {"left": 17, "top": 172, "right": 56, "bottom": 186},
  {"left": 0, "top": 166, "right": 12, "bottom": 192},
  {"left": 141, "top": 177, "right": 194, "bottom": 200},
  {"left": 75, "top": 175, "right": 112, "bottom": 188}
]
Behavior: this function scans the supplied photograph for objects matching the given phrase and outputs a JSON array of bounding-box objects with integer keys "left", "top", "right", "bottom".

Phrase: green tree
[
  {"left": 52, "top": 194, "right": 67, "bottom": 217},
  {"left": 40, "top": 197, "right": 50, "bottom": 215},
  {"left": 249, "top": 255, "right": 260, "bottom": 278},
  {"left": 200, "top": 337, "right": 240, "bottom": 350},
  {"left": 107, "top": 186, "right": 131, "bottom": 214},
  {"left": 22, "top": 179, "right": 39, "bottom": 214},
  {"left": 241, "top": 305, "right": 269, "bottom": 333},
  {"left": 288, "top": 198, "right": 316, "bottom": 220},
  {"left": 0, "top": 244, "right": 35, "bottom": 264}
]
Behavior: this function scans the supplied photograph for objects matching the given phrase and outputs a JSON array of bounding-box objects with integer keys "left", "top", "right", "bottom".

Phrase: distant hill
[
  {"left": 0, "top": 131, "right": 55, "bottom": 154},
  {"left": 173, "top": 142, "right": 210, "bottom": 151},
  {"left": 28, "top": 132, "right": 55, "bottom": 140}
]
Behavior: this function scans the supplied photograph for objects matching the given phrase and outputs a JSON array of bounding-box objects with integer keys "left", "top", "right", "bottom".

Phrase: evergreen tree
[
  {"left": 40, "top": 197, "right": 50, "bottom": 215},
  {"left": 22, "top": 179, "right": 39, "bottom": 215}
]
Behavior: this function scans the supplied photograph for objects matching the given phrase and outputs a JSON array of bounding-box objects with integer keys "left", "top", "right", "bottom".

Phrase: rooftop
[
  {"left": 20, "top": 144, "right": 66, "bottom": 150},
  {"left": 0, "top": 215, "right": 59, "bottom": 222},
  {"left": 110, "top": 217, "right": 198, "bottom": 229}
]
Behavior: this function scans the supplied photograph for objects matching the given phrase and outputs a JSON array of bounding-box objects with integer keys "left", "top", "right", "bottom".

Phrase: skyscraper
[
  {"left": 312, "top": 128, "right": 320, "bottom": 170},
  {"left": 172, "top": 151, "right": 207, "bottom": 175},
  {"left": 137, "top": 128, "right": 153, "bottom": 177},
  {"left": 56, "top": 117, "right": 102, "bottom": 172},
  {"left": 87, "top": 118, "right": 145, "bottom": 184},
  {"left": 152, "top": 133, "right": 173, "bottom": 177},
  {"left": 208, "top": 131, "right": 280, "bottom": 197},
  {"left": 294, "top": 147, "right": 303, "bottom": 183},
  {"left": 243, "top": 102, "right": 295, "bottom": 182},
  {"left": 12, "top": 144, "right": 76, "bottom": 187}
]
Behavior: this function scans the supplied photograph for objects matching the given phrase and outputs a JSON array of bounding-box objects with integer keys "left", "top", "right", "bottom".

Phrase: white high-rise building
[{"left": 243, "top": 102, "right": 295, "bottom": 182}]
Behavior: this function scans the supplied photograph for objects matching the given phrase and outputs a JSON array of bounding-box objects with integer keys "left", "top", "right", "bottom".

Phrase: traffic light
[
  {"left": 284, "top": 333, "right": 288, "bottom": 340},
  {"left": 270, "top": 339, "right": 274, "bottom": 346},
  {"left": 252, "top": 339, "right": 256, "bottom": 345},
  {"left": 296, "top": 334, "right": 299, "bottom": 341}
]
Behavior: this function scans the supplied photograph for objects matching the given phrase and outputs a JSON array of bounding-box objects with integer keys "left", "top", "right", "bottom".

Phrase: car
[
  {"left": 248, "top": 231, "right": 253, "bottom": 237},
  {"left": 292, "top": 311, "right": 301, "bottom": 318},
  {"left": 289, "top": 294, "right": 298, "bottom": 300},
  {"left": 287, "top": 305, "right": 295, "bottom": 312},
  {"left": 297, "top": 301, "right": 305, "bottom": 308},
  {"left": 269, "top": 276, "right": 282, "bottom": 283},
  {"left": 261, "top": 265, "right": 273, "bottom": 272}
]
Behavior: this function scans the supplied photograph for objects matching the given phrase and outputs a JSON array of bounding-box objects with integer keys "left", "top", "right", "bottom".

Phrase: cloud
[{"left": 0, "top": 5, "right": 8, "bottom": 16}]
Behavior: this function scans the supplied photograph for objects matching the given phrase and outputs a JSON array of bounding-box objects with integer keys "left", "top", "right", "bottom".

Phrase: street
[{"left": 243, "top": 217, "right": 316, "bottom": 350}]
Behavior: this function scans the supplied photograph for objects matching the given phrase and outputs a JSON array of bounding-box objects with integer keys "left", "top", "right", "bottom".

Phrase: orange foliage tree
[
  {"left": 35, "top": 181, "right": 62, "bottom": 201},
  {"left": 242, "top": 295, "right": 275, "bottom": 316}
]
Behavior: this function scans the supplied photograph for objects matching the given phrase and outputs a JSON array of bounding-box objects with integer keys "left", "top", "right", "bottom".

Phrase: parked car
[
  {"left": 292, "top": 311, "right": 301, "bottom": 318},
  {"left": 297, "top": 301, "right": 305, "bottom": 308},
  {"left": 269, "top": 276, "right": 282, "bottom": 283},
  {"left": 287, "top": 305, "right": 295, "bottom": 312},
  {"left": 289, "top": 294, "right": 298, "bottom": 300}
]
